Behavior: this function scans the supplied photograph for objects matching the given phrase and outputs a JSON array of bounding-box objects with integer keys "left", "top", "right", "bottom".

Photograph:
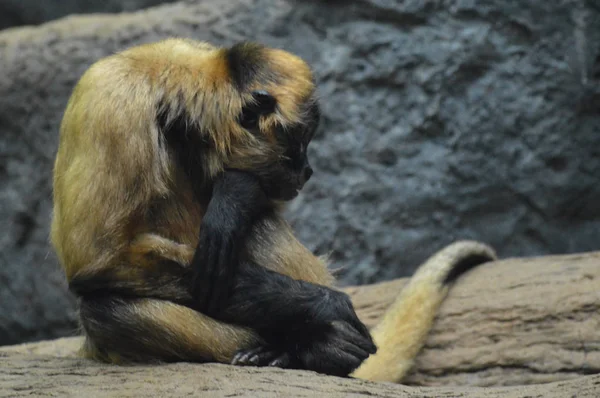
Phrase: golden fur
[{"left": 51, "top": 38, "right": 496, "bottom": 383}]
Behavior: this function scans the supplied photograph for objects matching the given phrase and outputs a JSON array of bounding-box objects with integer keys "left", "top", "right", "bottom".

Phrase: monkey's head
[{"left": 221, "top": 42, "right": 320, "bottom": 202}]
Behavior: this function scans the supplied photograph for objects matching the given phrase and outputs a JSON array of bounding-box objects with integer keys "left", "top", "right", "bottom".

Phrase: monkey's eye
[
  {"left": 239, "top": 90, "right": 277, "bottom": 130},
  {"left": 252, "top": 90, "right": 276, "bottom": 113},
  {"left": 240, "top": 108, "right": 260, "bottom": 129}
]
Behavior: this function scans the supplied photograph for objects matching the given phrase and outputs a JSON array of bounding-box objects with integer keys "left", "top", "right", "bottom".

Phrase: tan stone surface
[
  {"left": 1, "top": 341, "right": 600, "bottom": 397},
  {"left": 346, "top": 251, "right": 600, "bottom": 386},
  {"left": 2, "top": 252, "right": 599, "bottom": 396}
]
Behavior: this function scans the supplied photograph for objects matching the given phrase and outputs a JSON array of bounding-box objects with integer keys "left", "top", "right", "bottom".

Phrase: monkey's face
[
  {"left": 220, "top": 43, "right": 320, "bottom": 201},
  {"left": 234, "top": 90, "right": 319, "bottom": 201}
]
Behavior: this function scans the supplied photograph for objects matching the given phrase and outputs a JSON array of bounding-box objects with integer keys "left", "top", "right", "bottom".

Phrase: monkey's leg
[
  {"left": 78, "top": 295, "right": 260, "bottom": 364},
  {"left": 68, "top": 233, "right": 197, "bottom": 306},
  {"left": 75, "top": 263, "right": 372, "bottom": 374},
  {"left": 70, "top": 234, "right": 264, "bottom": 363},
  {"left": 72, "top": 232, "right": 374, "bottom": 374}
]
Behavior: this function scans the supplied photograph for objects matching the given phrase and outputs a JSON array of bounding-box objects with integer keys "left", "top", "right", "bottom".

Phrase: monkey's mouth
[
  {"left": 258, "top": 169, "right": 306, "bottom": 201},
  {"left": 271, "top": 183, "right": 303, "bottom": 201},
  {"left": 278, "top": 187, "right": 301, "bottom": 201}
]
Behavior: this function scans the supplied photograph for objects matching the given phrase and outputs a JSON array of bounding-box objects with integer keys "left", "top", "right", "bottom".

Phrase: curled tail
[{"left": 351, "top": 240, "right": 497, "bottom": 382}]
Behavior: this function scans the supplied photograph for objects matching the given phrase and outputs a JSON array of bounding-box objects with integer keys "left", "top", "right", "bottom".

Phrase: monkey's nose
[{"left": 304, "top": 166, "right": 313, "bottom": 182}]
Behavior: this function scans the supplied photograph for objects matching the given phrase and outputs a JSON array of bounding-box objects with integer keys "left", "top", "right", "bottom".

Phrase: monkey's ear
[
  {"left": 239, "top": 90, "right": 277, "bottom": 130},
  {"left": 251, "top": 90, "right": 277, "bottom": 115}
]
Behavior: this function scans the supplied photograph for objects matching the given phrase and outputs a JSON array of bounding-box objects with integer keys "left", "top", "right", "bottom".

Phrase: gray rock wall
[
  {"left": 0, "top": 0, "right": 178, "bottom": 30},
  {"left": 1, "top": 0, "right": 599, "bottom": 345}
]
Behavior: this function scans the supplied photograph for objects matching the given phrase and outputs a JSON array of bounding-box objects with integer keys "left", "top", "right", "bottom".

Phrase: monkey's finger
[
  {"left": 216, "top": 236, "right": 243, "bottom": 313},
  {"left": 332, "top": 322, "right": 377, "bottom": 354},
  {"left": 232, "top": 346, "right": 284, "bottom": 367},
  {"left": 301, "top": 344, "right": 362, "bottom": 377},
  {"left": 249, "top": 349, "right": 282, "bottom": 366},
  {"left": 231, "top": 352, "right": 249, "bottom": 366},
  {"left": 341, "top": 308, "right": 372, "bottom": 342},
  {"left": 338, "top": 313, "right": 376, "bottom": 351},
  {"left": 331, "top": 321, "right": 365, "bottom": 341},
  {"left": 207, "top": 243, "right": 237, "bottom": 316},
  {"left": 268, "top": 353, "right": 291, "bottom": 368},
  {"left": 328, "top": 350, "right": 364, "bottom": 376},
  {"left": 232, "top": 346, "right": 267, "bottom": 365},
  {"left": 331, "top": 336, "right": 371, "bottom": 361},
  {"left": 194, "top": 237, "right": 218, "bottom": 314},
  {"left": 224, "top": 240, "right": 242, "bottom": 301},
  {"left": 204, "top": 237, "right": 224, "bottom": 315},
  {"left": 329, "top": 327, "right": 374, "bottom": 358},
  {"left": 350, "top": 319, "right": 371, "bottom": 341},
  {"left": 231, "top": 352, "right": 246, "bottom": 366}
]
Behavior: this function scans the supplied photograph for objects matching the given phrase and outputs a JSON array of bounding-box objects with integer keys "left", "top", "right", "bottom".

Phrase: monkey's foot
[{"left": 231, "top": 346, "right": 291, "bottom": 368}]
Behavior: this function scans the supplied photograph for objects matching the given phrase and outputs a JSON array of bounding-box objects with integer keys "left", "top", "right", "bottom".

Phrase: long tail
[{"left": 351, "top": 240, "right": 497, "bottom": 382}]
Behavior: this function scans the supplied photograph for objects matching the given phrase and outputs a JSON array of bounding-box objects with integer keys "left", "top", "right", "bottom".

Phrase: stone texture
[
  {"left": 2, "top": 250, "right": 599, "bottom": 388},
  {"left": 1, "top": 0, "right": 599, "bottom": 345},
  {"left": 0, "top": 0, "right": 178, "bottom": 30},
  {"left": 1, "top": 350, "right": 600, "bottom": 398},
  {"left": 348, "top": 251, "right": 600, "bottom": 387}
]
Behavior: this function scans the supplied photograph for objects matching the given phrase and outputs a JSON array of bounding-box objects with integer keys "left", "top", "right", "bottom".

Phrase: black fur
[
  {"left": 190, "top": 170, "right": 270, "bottom": 317},
  {"left": 71, "top": 208, "right": 376, "bottom": 376},
  {"left": 301, "top": 100, "right": 321, "bottom": 142},
  {"left": 239, "top": 90, "right": 278, "bottom": 130},
  {"left": 274, "top": 100, "right": 320, "bottom": 156},
  {"left": 226, "top": 42, "right": 284, "bottom": 92},
  {"left": 252, "top": 99, "right": 320, "bottom": 201},
  {"left": 157, "top": 97, "right": 272, "bottom": 317},
  {"left": 226, "top": 42, "right": 267, "bottom": 91},
  {"left": 157, "top": 102, "right": 213, "bottom": 203},
  {"left": 78, "top": 295, "right": 210, "bottom": 363},
  {"left": 442, "top": 254, "right": 494, "bottom": 285},
  {"left": 218, "top": 262, "right": 377, "bottom": 377},
  {"left": 69, "top": 260, "right": 194, "bottom": 306},
  {"left": 124, "top": 64, "right": 370, "bottom": 376},
  {"left": 75, "top": 259, "right": 376, "bottom": 376}
]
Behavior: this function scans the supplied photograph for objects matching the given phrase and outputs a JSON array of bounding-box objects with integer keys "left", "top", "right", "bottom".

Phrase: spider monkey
[{"left": 50, "top": 38, "right": 497, "bottom": 381}]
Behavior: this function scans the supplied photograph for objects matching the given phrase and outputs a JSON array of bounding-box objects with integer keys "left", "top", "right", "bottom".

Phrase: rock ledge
[{"left": 2, "top": 251, "right": 599, "bottom": 397}]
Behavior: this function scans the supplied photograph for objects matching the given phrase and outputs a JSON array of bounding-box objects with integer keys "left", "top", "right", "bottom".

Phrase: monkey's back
[{"left": 50, "top": 39, "right": 219, "bottom": 280}]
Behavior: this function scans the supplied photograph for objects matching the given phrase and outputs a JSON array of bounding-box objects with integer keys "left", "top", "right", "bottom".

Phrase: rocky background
[
  {"left": 0, "top": 0, "right": 179, "bottom": 30},
  {"left": 1, "top": 0, "right": 599, "bottom": 346}
]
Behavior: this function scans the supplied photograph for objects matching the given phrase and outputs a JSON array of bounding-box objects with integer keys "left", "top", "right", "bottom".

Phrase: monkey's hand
[
  {"left": 232, "top": 289, "right": 377, "bottom": 376},
  {"left": 231, "top": 321, "right": 376, "bottom": 377},
  {"left": 294, "top": 320, "right": 377, "bottom": 377},
  {"left": 291, "top": 290, "right": 377, "bottom": 376},
  {"left": 222, "top": 265, "right": 376, "bottom": 376},
  {"left": 191, "top": 170, "right": 269, "bottom": 317},
  {"left": 313, "top": 289, "right": 374, "bottom": 344},
  {"left": 232, "top": 345, "right": 292, "bottom": 368}
]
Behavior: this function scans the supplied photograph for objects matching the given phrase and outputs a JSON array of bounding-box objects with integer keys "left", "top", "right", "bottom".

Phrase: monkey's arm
[
  {"left": 69, "top": 194, "right": 374, "bottom": 377},
  {"left": 191, "top": 170, "right": 376, "bottom": 375},
  {"left": 195, "top": 211, "right": 376, "bottom": 376},
  {"left": 191, "top": 170, "right": 270, "bottom": 317},
  {"left": 217, "top": 260, "right": 376, "bottom": 376}
]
